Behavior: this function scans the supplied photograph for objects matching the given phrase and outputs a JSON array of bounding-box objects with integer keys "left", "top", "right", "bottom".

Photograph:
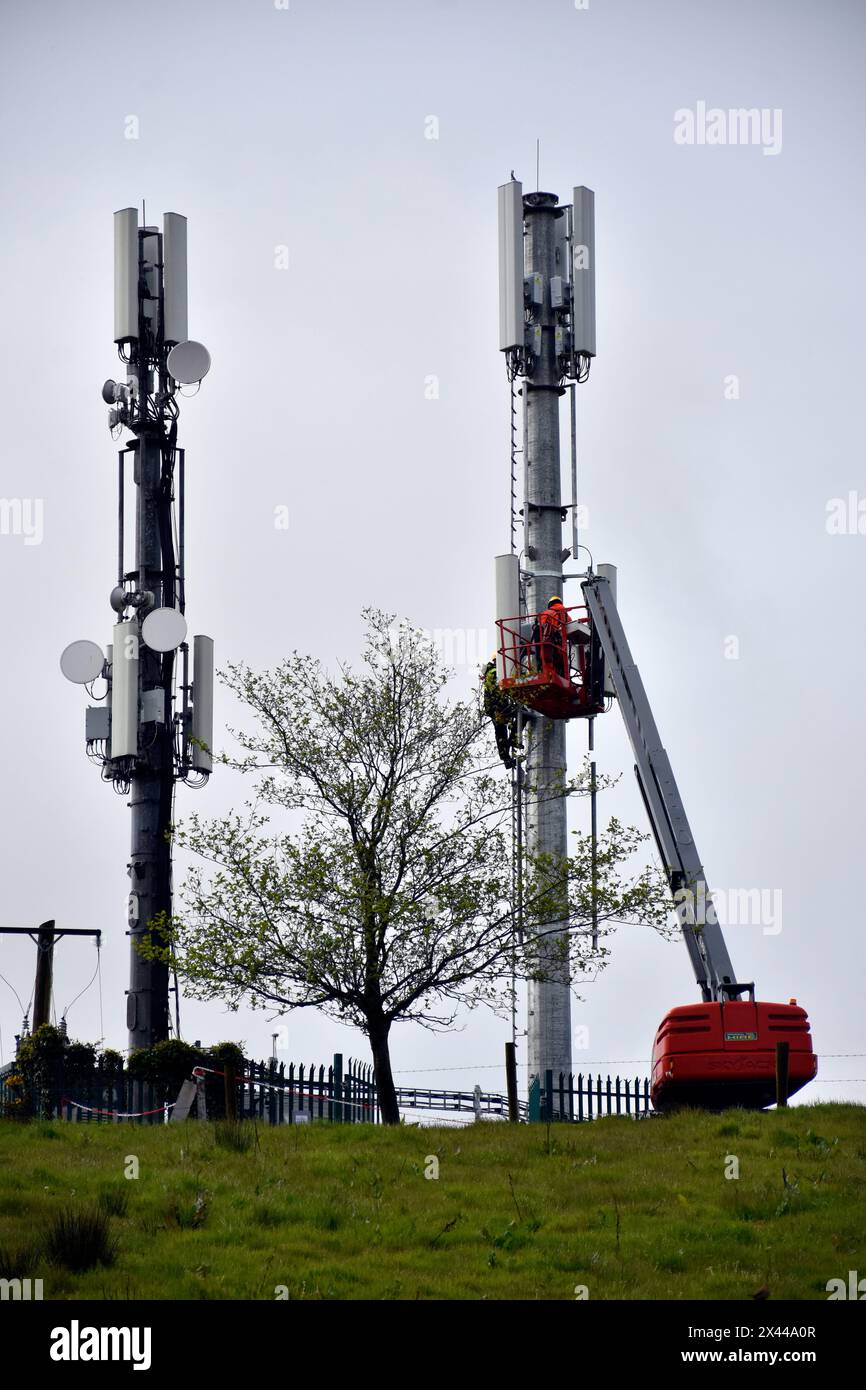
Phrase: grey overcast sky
[{"left": 0, "top": 0, "right": 863, "bottom": 1104}]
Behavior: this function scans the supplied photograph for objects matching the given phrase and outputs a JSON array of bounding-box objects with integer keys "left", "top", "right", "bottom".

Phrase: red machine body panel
[{"left": 651, "top": 1000, "right": 817, "bottom": 1110}]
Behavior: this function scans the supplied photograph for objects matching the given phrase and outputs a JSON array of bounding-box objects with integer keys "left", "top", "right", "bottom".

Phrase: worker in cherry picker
[
  {"left": 535, "top": 595, "right": 570, "bottom": 677},
  {"left": 481, "top": 657, "right": 520, "bottom": 770}
]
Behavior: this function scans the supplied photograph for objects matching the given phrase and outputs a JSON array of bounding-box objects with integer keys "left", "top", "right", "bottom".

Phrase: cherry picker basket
[{"left": 495, "top": 604, "right": 606, "bottom": 720}]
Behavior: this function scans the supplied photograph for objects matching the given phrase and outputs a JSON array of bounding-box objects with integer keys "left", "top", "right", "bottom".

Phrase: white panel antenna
[
  {"left": 113, "top": 208, "right": 139, "bottom": 344},
  {"left": 110, "top": 620, "right": 139, "bottom": 759},
  {"left": 571, "top": 186, "right": 596, "bottom": 358},
  {"left": 494, "top": 554, "right": 521, "bottom": 682},
  {"left": 162, "top": 212, "right": 188, "bottom": 346},
  {"left": 191, "top": 635, "right": 214, "bottom": 772},
  {"left": 497, "top": 180, "right": 524, "bottom": 351}
]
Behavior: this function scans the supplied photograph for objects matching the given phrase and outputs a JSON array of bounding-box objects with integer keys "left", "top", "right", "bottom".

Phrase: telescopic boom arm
[{"left": 581, "top": 572, "right": 753, "bottom": 1005}]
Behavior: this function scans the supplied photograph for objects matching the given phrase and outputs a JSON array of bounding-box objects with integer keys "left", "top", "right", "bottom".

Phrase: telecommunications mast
[
  {"left": 496, "top": 178, "right": 597, "bottom": 1106},
  {"left": 495, "top": 180, "right": 816, "bottom": 1114},
  {"left": 62, "top": 207, "right": 214, "bottom": 1052}
]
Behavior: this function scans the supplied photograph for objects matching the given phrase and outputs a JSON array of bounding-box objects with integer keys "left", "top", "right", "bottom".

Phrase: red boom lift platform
[
  {"left": 497, "top": 574, "right": 817, "bottom": 1111},
  {"left": 495, "top": 603, "right": 606, "bottom": 721}
]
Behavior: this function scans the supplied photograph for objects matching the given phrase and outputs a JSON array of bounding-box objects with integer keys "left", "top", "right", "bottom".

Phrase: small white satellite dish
[
  {"left": 60, "top": 640, "right": 105, "bottom": 684},
  {"left": 167, "top": 339, "right": 211, "bottom": 386},
  {"left": 141, "top": 606, "right": 188, "bottom": 653}
]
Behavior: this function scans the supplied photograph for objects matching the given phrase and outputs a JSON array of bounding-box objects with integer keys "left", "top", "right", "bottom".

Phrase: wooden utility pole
[
  {"left": 32, "top": 920, "right": 56, "bottom": 1031},
  {"left": 0, "top": 925, "right": 102, "bottom": 1034}
]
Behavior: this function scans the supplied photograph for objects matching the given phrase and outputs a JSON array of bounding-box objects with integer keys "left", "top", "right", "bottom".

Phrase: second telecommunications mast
[{"left": 61, "top": 207, "right": 214, "bottom": 1052}]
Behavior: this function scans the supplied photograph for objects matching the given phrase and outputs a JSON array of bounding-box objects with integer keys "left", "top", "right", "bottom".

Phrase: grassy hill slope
[{"left": 0, "top": 1103, "right": 863, "bottom": 1300}]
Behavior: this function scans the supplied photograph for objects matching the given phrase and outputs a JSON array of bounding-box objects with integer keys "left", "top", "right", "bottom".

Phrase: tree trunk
[{"left": 368, "top": 1018, "right": 400, "bottom": 1125}]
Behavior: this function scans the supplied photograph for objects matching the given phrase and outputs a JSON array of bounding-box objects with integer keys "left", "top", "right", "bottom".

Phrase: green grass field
[{"left": 0, "top": 1104, "right": 863, "bottom": 1300}]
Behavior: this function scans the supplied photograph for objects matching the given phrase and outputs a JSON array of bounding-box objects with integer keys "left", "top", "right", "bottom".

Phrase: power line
[
  {"left": 393, "top": 1053, "right": 866, "bottom": 1075},
  {"left": 61, "top": 952, "right": 102, "bottom": 1025},
  {"left": 0, "top": 969, "right": 25, "bottom": 1015}
]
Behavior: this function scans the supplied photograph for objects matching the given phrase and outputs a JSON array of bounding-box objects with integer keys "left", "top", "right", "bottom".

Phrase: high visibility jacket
[
  {"left": 539, "top": 604, "right": 568, "bottom": 650},
  {"left": 482, "top": 661, "right": 510, "bottom": 720},
  {"left": 540, "top": 603, "right": 569, "bottom": 634}
]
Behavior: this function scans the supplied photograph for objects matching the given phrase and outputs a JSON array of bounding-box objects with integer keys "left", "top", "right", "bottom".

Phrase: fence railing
[
  {"left": 0, "top": 1055, "right": 381, "bottom": 1126},
  {"left": 529, "top": 1070, "right": 652, "bottom": 1122},
  {"left": 1, "top": 1072, "right": 179, "bottom": 1125},
  {"left": 237, "top": 1057, "right": 379, "bottom": 1125},
  {"left": 0, "top": 1055, "right": 651, "bottom": 1125},
  {"left": 395, "top": 1085, "right": 527, "bottom": 1120}
]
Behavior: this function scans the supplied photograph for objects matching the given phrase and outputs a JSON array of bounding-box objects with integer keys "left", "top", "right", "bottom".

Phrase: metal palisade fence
[
  {"left": 238, "top": 1057, "right": 379, "bottom": 1125},
  {"left": 0, "top": 1055, "right": 651, "bottom": 1124},
  {"left": 529, "top": 1070, "right": 652, "bottom": 1122},
  {"left": 0, "top": 1055, "right": 380, "bottom": 1125}
]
